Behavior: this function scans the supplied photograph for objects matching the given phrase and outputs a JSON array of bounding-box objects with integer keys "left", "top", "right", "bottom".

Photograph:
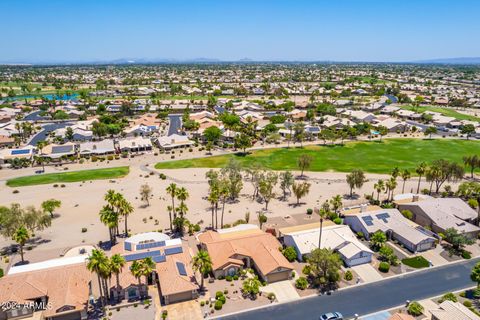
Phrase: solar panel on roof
[
  {"left": 376, "top": 213, "right": 390, "bottom": 223},
  {"left": 153, "top": 255, "right": 166, "bottom": 263},
  {"left": 52, "top": 145, "right": 73, "bottom": 154},
  {"left": 124, "top": 250, "right": 161, "bottom": 262},
  {"left": 136, "top": 240, "right": 166, "bottom": 251},
  {"left": 164, "top": 246, "right": 183, "bottom": 256},
  {"left": 176, "top": 262, "right": 187, "bottom": 276},
  {"left": 361, "top": 216, "right": 374, "bottom": 226},
  {"left": 11, "top": 149, "right": 30, "bottom": 155}
]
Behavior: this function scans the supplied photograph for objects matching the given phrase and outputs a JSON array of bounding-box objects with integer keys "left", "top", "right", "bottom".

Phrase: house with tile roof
[{"left": 197, "top": 224, "right": 294, "bottom": 283}]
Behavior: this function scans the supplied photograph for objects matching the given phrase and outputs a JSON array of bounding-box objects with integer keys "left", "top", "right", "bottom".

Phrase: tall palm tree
[
  {"left": 166, "top": 183, "right": 178, "bottom": 214},
  {"left": 141, "top": 257, "right": 155, "bottom": 284},
  {"left": 166, "top": 205, "right": 173, "bottom": 231},
  {"left": 110, "top": 254, "right": 126, "bottom": 298},
  {"left": 415, "top": 162, "right": 427, "bottom": 194},
  {"left": 219, "top": 181, "right": 229, "bottom": 229},
  {"left": 464, "top": 155, "right": 479, "bottom": 179},
  {"left": 176, "top": 202, "right": 188, "bottom": 218},
  {"left": 130, "top": 260, "right": 143, "bottom": 285},
  {"left": 317, "top": 203, "right": 329, "bottom": 249},
  {"left": 118, "top": 198, "right": 133, "bottom": 236},
  {"left": 400, "top": 169, "right": 411, "bottom": 194},
  {"left": 176, "top": 187, "right": 189, "bottom": 209},
  {"left": 192, "top": 250, "right": 212, "bottom": 291},
  {"left": 208, "top": 189, "right": 219, "bottom": 229},
  {"left": 99, "top": 205, "right": 119, "bottom": 244},
  {"left": 374, "top": 180, "right": 385, "bottom": 202},
  {"left": 13, "top": 226, "right": 30, "bottom": 263},
  {"left": 329, "top": 195, "right": 343, "bottom": 215},
  {"left": 87, "top": 249, "right": 110, "bottom": 306}
]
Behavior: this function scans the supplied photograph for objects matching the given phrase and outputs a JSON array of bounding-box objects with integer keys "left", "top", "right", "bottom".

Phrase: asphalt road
[
  {"left": 168, "top": 114, "right": 182, "bottom": 136},
  {"left": 220, "top": 258, "right": 479, "bottom": 320}
]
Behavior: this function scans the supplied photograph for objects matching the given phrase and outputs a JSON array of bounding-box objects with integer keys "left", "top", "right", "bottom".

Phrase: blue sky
[{"left": 1, "top": 0, "right": 479, "bottom": 63}]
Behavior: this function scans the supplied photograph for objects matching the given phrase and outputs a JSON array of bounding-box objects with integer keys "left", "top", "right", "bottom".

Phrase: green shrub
[
  {"left": 267, "top": 292, "right": 276, "bottom": 301},
  {"left": 378, "top": 262, "right": 390, "bottom": 273},
  {"left": 282, "top": 246, "right": 297, "bottom": 262},
  {"left": 233, "top": 274, "right": 239, "bottom": 280},
  {"left": 217, "top": 295, "right": 226, "bottom": 304},
  {"left": 295, "top": 277, "right": 308, "bottom": 290},
  {"left": 302, "top": 265, "right": 311, "bottom": 275},
  {"left": 0, "top": 268, "right": 3, "bottom": 278},
  {"left": 306, "top": 208, "right": 313, "bottom": 215},
  {"left": 462, "top": 250, "right": 472, "bottom": 259},
  {"left": 81, "top": 227, "right": 87, "bottom": 233},
  {"left": 200, "top": 301, "right": 205, "bottom": 306},
  {"left": 464, "top": 300, "right": 473, "bottom": 308},
  {"left": 214, "top": 300, "right": 223, "bottom": 310},
  {"left": 439, "top": 292, "right": 457, "bottom": 303},
  {"left": 407, "top": 301, "right": 424, "bottom": 316},
  {"left": 225, "top": 275, "right": 233, "bottom": 281},
  {"left": 107, "top": 155, "right": 114, "bottom": 161},
  {"left": 401, "top": 209, "right": 413, "bottom": 220},
  {"left": 333, "top": 217, "right": 342, "bottom": 224},
  {"left": 344, "top": 270, "right": 353, "bottom": 281},
  {"left": 12, "top": 190, "right": 19, "bottom": 194},
  {"left": 215, "top": 291, "right": 224, "bottom": 299},
  {"left": 356, "top": 232, "right": 364, "bottom": 239}
]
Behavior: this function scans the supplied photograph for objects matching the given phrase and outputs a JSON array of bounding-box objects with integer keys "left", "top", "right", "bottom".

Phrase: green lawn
[
  {"left": 400, "top": 105, "right": 480, "bottom": 122},
  {"left": 155, "top": 139, "right": 480, "bottom": 174},
  {"left": 401, "top": 256, "right": 430, "bottom": 268},
  {"left": 6, "top": 166, "right": 130, "bottom": 187}
]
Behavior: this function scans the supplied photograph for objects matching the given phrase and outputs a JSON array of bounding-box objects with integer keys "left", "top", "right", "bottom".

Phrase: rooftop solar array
[
  {"left": 165, "top": 246, "right": 183, "bottom": 256},
  {"left": 361, "top": 216, "right": 374, "bottom": 226},
  {"left": 376, "top": 213, "right": 390, "bottom": 223},
  {"left": 124, "top": 250, "right": 161, "bottom": 262},
  {"left": 52, "top": 145, "right": 74, "bottom": 154},
  {"left": 153, "top": 255, "right": 166, "bottom": 263},
  {"left": 136, "top": 240, "right": 166, "bottom": 251},
  {"left": 11, "top": 149, "right": 30, "bottom": 155},
  {"left": 176, "top": 261, "right": 187, "bottom": 276}
]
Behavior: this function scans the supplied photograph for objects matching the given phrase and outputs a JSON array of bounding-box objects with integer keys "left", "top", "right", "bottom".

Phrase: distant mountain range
[
  {"left": 1, "top": 57, "right": 480, "bottom": 65},
  {"left": 414, "top": 57, "right": 480, "bottom": 64}
]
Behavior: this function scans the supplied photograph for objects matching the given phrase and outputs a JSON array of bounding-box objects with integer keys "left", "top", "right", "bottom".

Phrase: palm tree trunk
[
  {"left": 402, "top": 180, "right": 406, "bottom": 194},
  {"left": 19, "top": 244, "right": 24, "bottom": 262},
  {"left": 215, "top": 203, "right": 219, "bottom": 229},
  {"left": 417, "top": 176, "right": 422, "bottom": 194},
  {"left": 200, "top": 274, "right": 204, "bottom": 291},
  {"left": 318, "top": 219, "right": 323, "bottom": 249},
  {"left": 169, "top": 210, "right": 173, "bottom": 231},
  {"left": 211, "top": 206, "right": 215, "bottom": 229},
  {"left": 97, "top": 274, "right": 104, "bottom": 306},
  {"left": 221, "top": 200, "right": 226, "bottom": 228},
  {"left": 124, "top": 215, "right": 128, "bottom": 236}
]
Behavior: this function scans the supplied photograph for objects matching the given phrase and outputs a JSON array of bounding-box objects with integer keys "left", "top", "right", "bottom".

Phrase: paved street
[
  {"left": 167, "top": 114, "right": 182, "bottom": 136},
  {"left": 219, "top": 258, "right": 479, "bottom": 320}
]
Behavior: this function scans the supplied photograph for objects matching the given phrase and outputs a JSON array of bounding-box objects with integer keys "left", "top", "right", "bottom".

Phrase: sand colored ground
[{"left": 0, "top": 147, "right": 458, "bottom": 268}]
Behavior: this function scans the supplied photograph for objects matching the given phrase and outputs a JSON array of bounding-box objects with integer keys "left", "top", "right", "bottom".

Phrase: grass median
[{"left": 6, "top": 166, "right": 130, "bottom": 187}]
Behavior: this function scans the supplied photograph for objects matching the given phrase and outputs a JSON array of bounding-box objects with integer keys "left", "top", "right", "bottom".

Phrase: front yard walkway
[
  {"left": 260, "top": 280, "right": 300, "bottom": 302},
  {"left": 418, "top": 298, "right": 438, "bottom": 319},
  {"left": 351, "top": 263, "right": 383, "bottom": 283}
]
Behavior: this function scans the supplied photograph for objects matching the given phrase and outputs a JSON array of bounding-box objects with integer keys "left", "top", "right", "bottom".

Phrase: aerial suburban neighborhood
[{"left": 1, "top": 1, "right": 480, "bottom": 320}]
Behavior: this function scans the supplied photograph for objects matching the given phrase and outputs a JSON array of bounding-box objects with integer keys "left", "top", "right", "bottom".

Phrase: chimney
[
  {"left": 412, "top": 195, "right": 419, "bottom": 202},
  {"left": 360, "top": 204, "right": 367, "bottom": 213}
]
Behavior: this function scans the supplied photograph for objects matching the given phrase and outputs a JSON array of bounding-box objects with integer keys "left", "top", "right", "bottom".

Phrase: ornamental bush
[
  {"left": 407, "top": 301, "right": 424, "bottom": 316},
  {"left": 295, "top": 277, "right": 308, "bottom": 290},
  {"left": 378, "top": 262, "right": 390, "bottom": 273}
]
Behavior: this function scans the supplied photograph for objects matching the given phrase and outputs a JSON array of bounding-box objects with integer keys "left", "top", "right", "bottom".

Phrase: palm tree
[
  {"left": 385, "top": 176, "right": 398, "bottom": 201},
  {"left": 141, "top": 257, "right": 155, "bottom": 287},
  {"left": 329, "top": 195, "right": 342, "bottom": 214},
  {"left": 317, "top": 204, "right": 329, "bottom": 249},
  {"left": 166, "top": 205, "right": 173, "bottom": 231},
  {"left": 87, "top": 249, "right": 110, "bottom": 306},
  {"left": 415, "top": 162, "right": 427, "bottom": 194},
  {"left": 176, "top": 202, "right": 188, "bottom": 218},
  {"left": 99, "top": 205, "right": 119, "bottom": 244},
  {"left": 374, "top": 180, "right": 385, "bottom": 202},
  {"left": 176, "top": 187, "right": 189, "bottom": 207},
  {"left": 130, "top": 260, "right": 143, "bottom": 285},
  {"left": 110, "top": 254, "right": 126, "bottom": 299},
  {"left": 13, "top": 226, "right": 30, "bottom": 263},
  {"left": 166, "top": 183, "right": 178, "bottom": 214},
  {"left": 464, "top": 155, "right": 479, "bottom": 179},
  {"left": 192, "top": 250, "right": 213, "bottom": 291},
  {"left": 400, "top": 169, "right": 411, "bottom": 194},
  {"left": 219, "top": 181, "right": 229, "bottom": 228},
  {"left": 208, "top": 189, "right": 219, "bottom": 229},
  {"left": 118, "top": 198, "right": 133, "bottom": 236}
]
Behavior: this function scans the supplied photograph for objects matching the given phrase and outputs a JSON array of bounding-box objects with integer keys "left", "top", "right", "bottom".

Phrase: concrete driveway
[
  {"left": 421, "top": 247, "right": 448, "bottom": 266},
  {"left": 163, "top": 300, "right": 202, "bottom": 320},
  {"left": 260, "top": 280, "right": 299, "bottom": 302},
  {"left": 351, "top": 264, "right": 383, "bottom": 283}
]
